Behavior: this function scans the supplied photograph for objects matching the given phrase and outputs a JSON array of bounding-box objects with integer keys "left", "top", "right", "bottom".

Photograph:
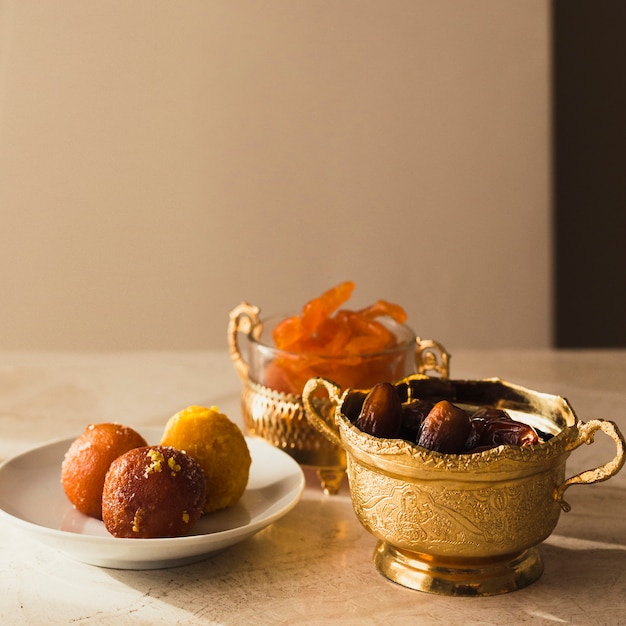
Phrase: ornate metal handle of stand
[
  {"left": 554, "top": 418, "right": 626, "bottom": 511},
  {"left": 229, "top": 303, "right": 347, "bottom": 495},
  {"left": 415, "top": 337, "right": 450, "bottom": 379},
  {"left": 228, "top": 302, "right": 261, "bottom": 383}
]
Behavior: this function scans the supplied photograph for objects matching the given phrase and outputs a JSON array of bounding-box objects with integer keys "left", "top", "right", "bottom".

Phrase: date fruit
[
  {"left": 355, "top": 382, "right": 402, "bottom": 439},
  {"left": 464, "top": 408, "right": 511, "bottom": 450},
  {"left": 465, "top": 408, "right": 540, "bottom": 451},
  {"left": 399, "top": 399, "right": 434, "bottom": 443},
  {"left": 478, "top": 418, "right": 539, "bottom": 448},
  {"left": 417, "top": 400, "right": 472, "bottom": 454},
  {"left": 351, "top": 384, "right": 544, "bottom": 455}
]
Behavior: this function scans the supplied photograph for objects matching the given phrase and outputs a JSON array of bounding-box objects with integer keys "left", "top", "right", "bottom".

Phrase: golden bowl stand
[{"left": 228, "top": 302, "right": 450, "bottom": 494}]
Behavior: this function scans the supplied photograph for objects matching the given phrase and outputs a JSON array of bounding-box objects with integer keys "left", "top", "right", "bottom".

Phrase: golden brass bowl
[
  {"left": 303, "top": 374, "right": 626, "bottom": 595},
  {"left": 228, "top": 302, "right": 450, "bottom": 494}
]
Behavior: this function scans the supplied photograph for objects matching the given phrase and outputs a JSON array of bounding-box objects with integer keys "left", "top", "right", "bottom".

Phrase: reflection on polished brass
[
  {"left": 241, "top": 378, "right": 346, "bottom": 495},
  {"left": 374, "top": 543, "right": 544, "bottom": 597},
  {"left": 303, "top": 375, "right": 626, "bottom": 595},
  {"left": 228, "top": 302, "right": 450, "bottom": 495}
]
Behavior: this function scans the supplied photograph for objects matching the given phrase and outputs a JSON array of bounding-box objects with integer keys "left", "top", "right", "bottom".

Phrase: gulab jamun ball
[
  {"left": 102, "top": 446, "right": 206, "bottom": 538},
  {"left": 160, "top": 405, "right": 251, "bottom": 513},
  {"left": 61, "top": 423, "right": 147, "bottom": 519}
]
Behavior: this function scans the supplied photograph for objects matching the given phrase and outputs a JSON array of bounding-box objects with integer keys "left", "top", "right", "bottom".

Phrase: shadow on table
[
  {"left": 103, "top": 496, "right": 367, "bottom": 619},
  {"left": 100, "top": 486, "right": 626, "bottom": 624}
]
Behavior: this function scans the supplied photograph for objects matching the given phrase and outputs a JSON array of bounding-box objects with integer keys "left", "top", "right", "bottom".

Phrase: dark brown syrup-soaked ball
[{"left": 102, "top": 445, "right": 206, "bottom": 538}]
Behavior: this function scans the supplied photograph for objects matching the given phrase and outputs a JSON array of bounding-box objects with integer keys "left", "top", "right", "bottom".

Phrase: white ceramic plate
[{"left": 0, "top": 428, "right": 305, "bottom": 569}]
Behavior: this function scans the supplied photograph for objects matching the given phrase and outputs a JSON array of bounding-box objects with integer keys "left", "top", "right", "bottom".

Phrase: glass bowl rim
[{"left": 245, "top": 311, "right": 418, "bottom": 360}]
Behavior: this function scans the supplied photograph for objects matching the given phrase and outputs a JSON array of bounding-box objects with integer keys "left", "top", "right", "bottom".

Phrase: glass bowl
[{"left": 228, "top": 302, "right": 449, "bottom": 494}]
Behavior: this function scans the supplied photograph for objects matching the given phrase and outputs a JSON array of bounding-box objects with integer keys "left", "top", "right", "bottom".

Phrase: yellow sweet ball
[{"left": 160, "top": 405, "right": 251, "bottom": 513}]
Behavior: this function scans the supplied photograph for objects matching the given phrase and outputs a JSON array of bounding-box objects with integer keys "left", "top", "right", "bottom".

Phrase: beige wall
[{"left": 0, "top": 1, "right": 551, "bottom": 352}]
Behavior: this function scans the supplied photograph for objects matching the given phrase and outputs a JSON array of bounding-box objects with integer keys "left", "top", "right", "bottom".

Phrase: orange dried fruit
[{"left": 267, "top": 282, "right": 410, "bottom": 394}]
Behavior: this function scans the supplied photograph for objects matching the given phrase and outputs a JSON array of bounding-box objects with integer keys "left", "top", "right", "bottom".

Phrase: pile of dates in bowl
[{"left": 348, "top": 380, "right": 552, "bottom": 454}]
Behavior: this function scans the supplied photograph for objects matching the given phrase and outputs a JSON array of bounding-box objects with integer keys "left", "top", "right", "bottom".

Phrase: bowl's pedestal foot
[
  {"left": 315, "top": 467, "right": 346, "bottom": 495},
  {"left": 374, "top": 542, "right": 544, "bottom": 596}
]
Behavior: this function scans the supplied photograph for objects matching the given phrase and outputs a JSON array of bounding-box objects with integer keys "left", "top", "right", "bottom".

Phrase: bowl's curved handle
[
  {"left": 415, "top": 338, "right": 450, "bottom": 379},
  {"left": 554, "top": 419, "right": 626, "bottom": 512},
  {"left": 302, "top": 377, "right": 344, "bottom": 449},
  {"left": 228, "top": 302, "right": 261, "bottom": 383}
]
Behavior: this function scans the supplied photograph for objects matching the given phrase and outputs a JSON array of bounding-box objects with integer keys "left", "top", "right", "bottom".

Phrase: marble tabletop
[{"left": 1, "top": 349, "right": 625, "bottom": 625}]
